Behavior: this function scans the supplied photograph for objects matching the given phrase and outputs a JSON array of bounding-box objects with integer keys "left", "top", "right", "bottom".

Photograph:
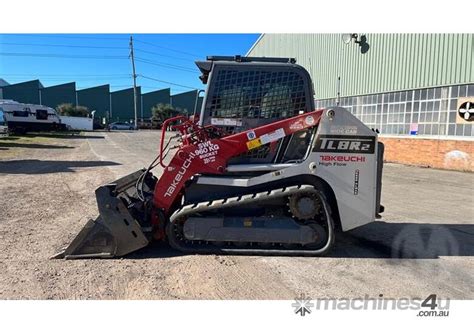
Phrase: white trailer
[
  {"left": 0, "top": 100, "right": 66, "bottom": 134},
  {"left": 60, "top": 115, "right": 93, "bottom": 131}
]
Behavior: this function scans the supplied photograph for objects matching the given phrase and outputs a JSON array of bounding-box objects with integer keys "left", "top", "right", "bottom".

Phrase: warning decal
[
  {"left": 246, "top": 138, "right": 262, "bottom": 150},
  {"left": 260, "top": 128, "right": 285, "bottom": 145}
]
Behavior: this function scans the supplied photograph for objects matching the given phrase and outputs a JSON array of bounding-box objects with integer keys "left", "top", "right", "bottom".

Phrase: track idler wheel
[{"left": 289, "top": 192, "right": 321, "bottom": 220}]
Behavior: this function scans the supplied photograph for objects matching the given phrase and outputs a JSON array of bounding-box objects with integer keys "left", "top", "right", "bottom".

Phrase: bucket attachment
[{"left": 53, "top": 170, "right": 150, "bottom": 259}]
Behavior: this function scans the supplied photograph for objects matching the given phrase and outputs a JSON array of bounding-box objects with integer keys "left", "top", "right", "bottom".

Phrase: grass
[
  {"left": 0, "top": 131, "right": 81, "bottom": 159},
  {"left": 0, "top": 134, "right": 54, "bottom": 144}
]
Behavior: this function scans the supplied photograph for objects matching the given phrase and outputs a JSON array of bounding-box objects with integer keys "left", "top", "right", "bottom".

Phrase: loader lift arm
[{"left": 152, "top": 109, "right": 324, "bottom": 216}]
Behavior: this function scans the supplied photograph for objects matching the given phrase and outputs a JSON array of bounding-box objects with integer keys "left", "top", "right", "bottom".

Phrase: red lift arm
[{"left": 153, "top": 109, "right": 323, "bottom": 215}]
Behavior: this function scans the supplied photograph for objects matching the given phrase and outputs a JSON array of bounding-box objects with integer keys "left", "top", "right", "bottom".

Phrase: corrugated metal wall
[
  {"left": 0, "top": 78, "right": 202, "bottom": 121},
  {"left": 2, "top": 79, "right": 42, "bottom": 104},
  {"left": 76, "top": 85, "right": 111, "bottom": 119},
  {"left": 247, "top": 34, "right": 474, "bottom": 99},
  {"left": 111, "top": 87, "right": 142, "bottom": 122},
  {"left": 40, "top": 82, "right": 76, "bottom": 109},
  {"left": 142, "top": 88, "right": 170, "bottom": 119},
  {"left": 171, "top": 90, "right": 199, "bottom": 115}
]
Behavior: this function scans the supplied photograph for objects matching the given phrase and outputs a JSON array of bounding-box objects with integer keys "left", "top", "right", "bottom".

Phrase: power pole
[{"left": 129, "top": 35, "right": 138, "bottom": 130}]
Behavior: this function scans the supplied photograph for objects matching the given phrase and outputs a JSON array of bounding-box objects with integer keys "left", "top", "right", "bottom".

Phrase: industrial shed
[{"left": 247, "top": 33, "right": 474, "bottom": 171}]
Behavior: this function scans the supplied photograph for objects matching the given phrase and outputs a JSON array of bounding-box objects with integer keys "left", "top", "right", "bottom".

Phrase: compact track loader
[{"left": 55, "top": 56, "right": 384, "bottom": 259}]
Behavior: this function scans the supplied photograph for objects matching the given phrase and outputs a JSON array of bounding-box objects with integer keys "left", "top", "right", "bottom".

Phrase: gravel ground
[{"left": 0, "top": 131, "right": 472, "bottom": 299}]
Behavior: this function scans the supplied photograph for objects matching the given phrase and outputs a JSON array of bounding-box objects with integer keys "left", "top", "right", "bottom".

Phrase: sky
[{"left": 0, "top": 34, "right": 260, "bottom": 94}]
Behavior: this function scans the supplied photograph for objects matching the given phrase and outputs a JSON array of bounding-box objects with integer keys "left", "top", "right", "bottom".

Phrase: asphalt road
[{"left": 0, "top": 130, "right": 472, "bottom": 299}]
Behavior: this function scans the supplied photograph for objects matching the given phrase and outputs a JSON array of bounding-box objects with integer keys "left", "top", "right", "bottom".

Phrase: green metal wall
[
  {"left": 171, "top": 90, "right": 198, "bottom": 115},
  {"left": 2, "top": 79, "right": 42, "bottom": 104},
  {"left": 0, "top": 78, "right": 204, "bottom": 122},
  {"left": 141, "top": 88, "right": 170, "bottom": 119},
  {"left": 77, "top": 85, "right": 110, "bottom": 119},
  {"left": 247, "top": 34, "right": 474, "bottom": 99},
  {"left": 40, "top": 82, "right": 76, "bottom": 109},
  {"left": 111, "top": 87, "right": 142, "bottom": 122}
]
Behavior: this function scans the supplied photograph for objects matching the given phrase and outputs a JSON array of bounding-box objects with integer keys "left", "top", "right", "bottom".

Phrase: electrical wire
[
  {"left": 134, "top": 48, "right": 196, "bottom": 62},
  {"left": 0, "top": 42, "right": 129, "bottom": 50},
  {"left": 135, "top": 57, "right": 199, "bottom": 73},
  {"left": 134, "top": 38, "right": 201, "bottom": 58},
  {"left": 7, "top": 34, "right": 129, "bottom": 41},
  {"left": 138, "top": 74, "right": 200, "bottom": 90},
  {"left": 0, "top": 73, "right": 131, "bottom": 78},
  {"left": 0, "top": 39, "right": 202, "bottom": 93},
  {"left": 0, "top": 52, "right": 127, "bottom": 59},
  {"left": 1, "top": 42, "right": 196, "bottom": 63}
]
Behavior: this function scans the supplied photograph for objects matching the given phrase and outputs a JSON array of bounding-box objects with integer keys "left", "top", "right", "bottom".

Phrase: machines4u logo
[{"left": 313, "top": 135, "right": 376, "bottom": 154}]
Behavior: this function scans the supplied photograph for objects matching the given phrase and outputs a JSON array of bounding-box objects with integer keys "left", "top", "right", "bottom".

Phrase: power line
[
  {"left": 135, "top": 56, "right": 198, "bottom": 71},
  {"left": 1, "top": 42, "right": 197, "bottom": 63},
  {"left": 134, "top": 48, "right": 195, "bottom": 62},
  {"left": 0, "top": 42, "right": 128, "bottom": 50},
  {"left": 1, "top": 38, "right": 202, "bottom": 73},
  {"left": 134, "top": 38, "right": 201, "bottom": 58},
  {"left": 135, "top": 57, "right": 199, "bottom": 73},
  {"left": 138, "top": 74, "right": 200, "bottom": 90},
  {"left": 7, "top": 34, "right": 129, "bottom": 41},
  {"left": 0, "top": 52, "right": 127, "bottom": 59},
  {"left": 1, "top": 74, "right": 131, "bottom": 78}
]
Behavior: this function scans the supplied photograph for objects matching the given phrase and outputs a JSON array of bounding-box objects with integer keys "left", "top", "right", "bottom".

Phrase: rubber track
[{"left": 167, "top": 184, "right": 335, "bottom": 256}]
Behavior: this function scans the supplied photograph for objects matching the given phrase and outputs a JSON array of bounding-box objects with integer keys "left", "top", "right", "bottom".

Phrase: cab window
[
  {"left": 206, "top": 69, "right": 307, "bottom": 120},
  {"left": 13, "top": 109, "right": 29, "bottom": 117}
]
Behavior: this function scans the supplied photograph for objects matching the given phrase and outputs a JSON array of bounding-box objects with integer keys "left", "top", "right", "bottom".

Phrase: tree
[
  {"left": 151, "top": 103, "right": 181, "bottom": 122},
  {"left": 56, "top": 103, "right": 90, "bottom": 117}
]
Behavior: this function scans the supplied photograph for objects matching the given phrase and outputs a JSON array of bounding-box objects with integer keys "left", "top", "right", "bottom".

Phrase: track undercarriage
[{"left": 167, "top": 185, "right": 335, "bottom": 255}]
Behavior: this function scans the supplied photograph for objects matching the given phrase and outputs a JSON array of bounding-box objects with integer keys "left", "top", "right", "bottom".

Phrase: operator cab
[{"left": 196, "top": 56, "right": 316, "bottom": 166}]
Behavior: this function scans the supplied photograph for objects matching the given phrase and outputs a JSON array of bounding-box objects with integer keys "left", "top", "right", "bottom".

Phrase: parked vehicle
[
  {"left": 151, "top": 118, "right": 163, "bottom": 129},
  {"left": 0, "top": 100, "right": 66, "bottom": 134},
  {"left": 107, "top": 122, "right": 135, "bottom": 131},
  {"left": 138, "top": 119, "right": 153, "bottom": 129}
]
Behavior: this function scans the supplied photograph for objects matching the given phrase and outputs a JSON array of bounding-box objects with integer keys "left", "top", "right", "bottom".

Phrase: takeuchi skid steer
[{"left": 55, "top": 56, "right": 384, "bottom": 259}]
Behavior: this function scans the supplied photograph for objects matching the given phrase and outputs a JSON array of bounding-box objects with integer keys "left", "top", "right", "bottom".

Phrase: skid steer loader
[{"left": 55, "top": 55, "right": 384, "bottom": 259}]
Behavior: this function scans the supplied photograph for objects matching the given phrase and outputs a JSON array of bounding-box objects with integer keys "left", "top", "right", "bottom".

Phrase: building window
[{"left": 315, "top": 84, "right": 473, "bottom": 137}]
